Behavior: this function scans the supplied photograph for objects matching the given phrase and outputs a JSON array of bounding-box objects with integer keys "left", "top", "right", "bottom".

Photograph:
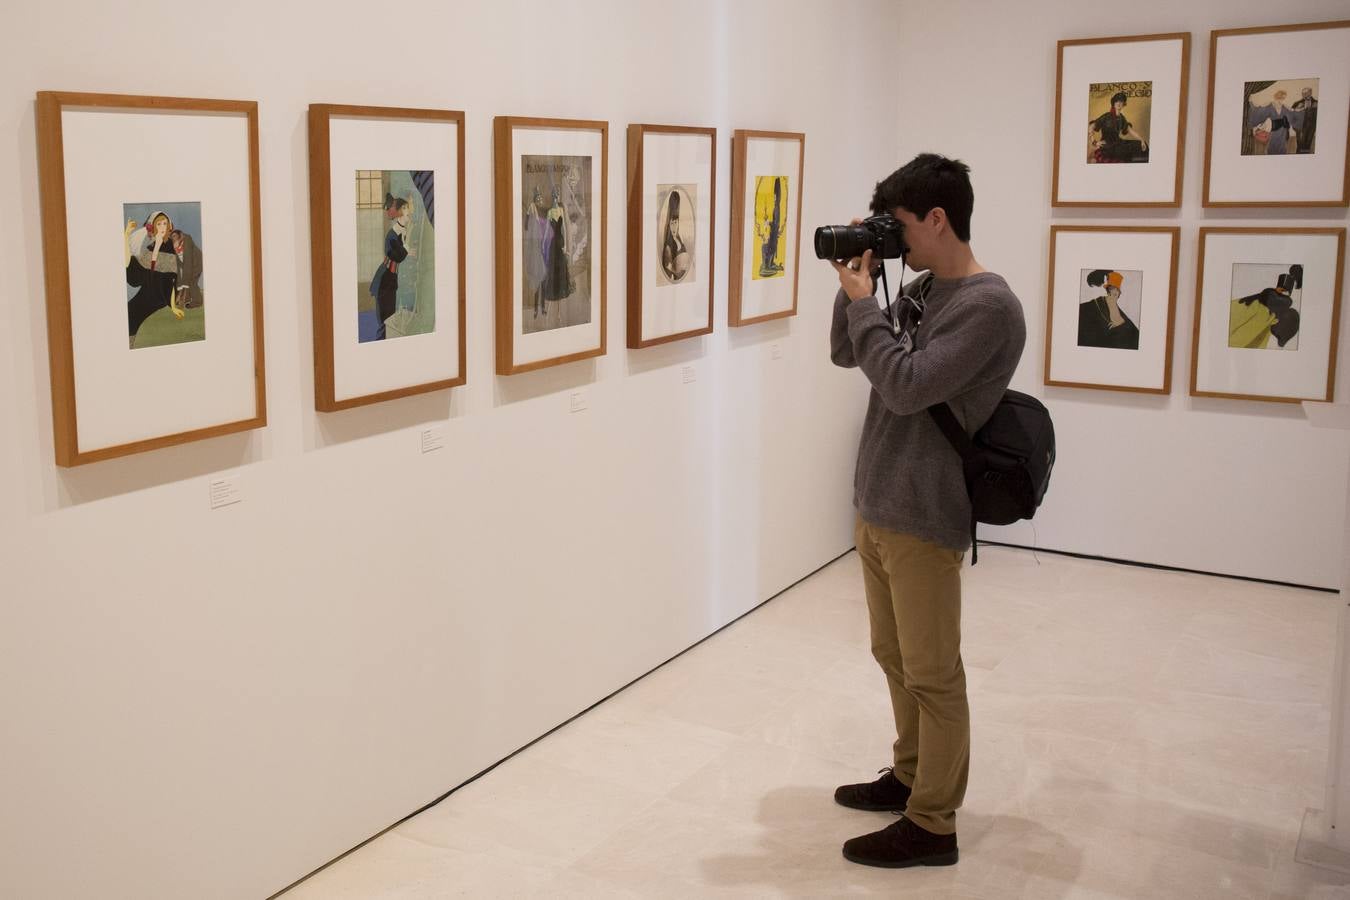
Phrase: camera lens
[
  {"left": 814, "top": 226, "right": 839, "bottom": 259},
  {"left": 814, "top": 225, "right": 872, "bottom": 260}
]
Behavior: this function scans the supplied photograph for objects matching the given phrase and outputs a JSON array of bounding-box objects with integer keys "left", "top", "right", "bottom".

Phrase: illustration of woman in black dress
[
  {"left": 367, "top": 193, "right": 416, "bottom": 340},
  {"left": 541, "top": 188, "right": 574, "bottom": 305},
  {"left": 124, "top": 210, "right": 181, "bottom": 348},
  {"left": 1078, "top": 269, "right": 1140, "bottom": 350},
  {"left": 661, "top": 188, "right": 690, "bottom": 283},
  {"left": 1089, "top": 92, "right": 1150, "bottom": 164}
]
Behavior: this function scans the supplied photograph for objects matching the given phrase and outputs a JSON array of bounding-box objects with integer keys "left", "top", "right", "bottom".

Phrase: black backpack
[{"left": 928, "top": 392, "right": 1055, "bottom": 564}]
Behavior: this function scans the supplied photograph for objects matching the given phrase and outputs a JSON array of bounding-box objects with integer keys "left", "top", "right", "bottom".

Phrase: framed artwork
[
  {"left": 1052, "top": 32, "right": 1190, "bottom": 207},
  {"left": 1044, "top": 225, "right": 1180, "bottom": 394},
  {"left": 309, "top": 104, "right": 465, "bottom": 411},
  {"left": 493, "top": 116, "right": 608, "bottom": 375},
  {"left": 728, "top": 129, "right": 805, "bottom": 326},
  {"left": 1203, "top": 20, "right": 1350, "bottom": 207},
  {"left": 1190, "top": 228, "right": 1344, "bottom": 403},
  {"left": 35, "top": 91, "right": 265, "bottom": 467},
  {"left": 626, "top": 124, "right": 716, "bottom": 349}
]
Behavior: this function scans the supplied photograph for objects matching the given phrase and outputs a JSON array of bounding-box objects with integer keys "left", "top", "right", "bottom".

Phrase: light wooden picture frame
[
  {"left": 1202, "top": 20, "right": 1350, "bottom": 207},
  {"left": 1191, "top": 227, "right": 1344, "bottom": 403},
  {"left": 1044, "top": 225, "right": 1181, "bottom": 394},
  {"left": 36, "top": 91, "right": 266, "bottom": 466},
  {"left": 309, "top": 104, "right": 467, "bottom": 411},
  {"left": 1053, "top": 32, "right": 1191, "bottom": 208},
  {"left": 493, "top": 116, "right": 608, "bottom": 375},
  {"left": 626, "top": 123, "right": 716, "bottom": 349},
  {"left": 728, "top": 129, "right": 805, "bottom": 327}
]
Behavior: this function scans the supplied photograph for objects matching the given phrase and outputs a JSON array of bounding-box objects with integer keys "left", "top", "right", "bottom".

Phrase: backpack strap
[
  {"left": 927, "top": 402, "right": 975, "bottom": 463},
  {"left": 927, "top": 402, "right": 982, "bottom": 566}
]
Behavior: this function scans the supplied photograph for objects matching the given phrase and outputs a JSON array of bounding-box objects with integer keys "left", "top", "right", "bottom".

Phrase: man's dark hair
[{"left": 869, "top": 153, "right": 974, "bottom": 243}]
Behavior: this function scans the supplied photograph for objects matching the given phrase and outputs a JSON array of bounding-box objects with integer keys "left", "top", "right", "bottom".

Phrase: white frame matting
[
  {"left": 1054, "top": 32, "right": 1190, "bottom": 207},
  {"left": 1204, "top": 21, "right": 1350, "bottom": 207},
  {"left": 1191, "top": 228, "right": 1345, "bottom": 402},
  {"left": 729, "top": 130, "right": 805, "bottom": 326},
  {"left": 628, "top": 125, "right": 715, "bottom": 348},
  {"left": 1045, "top": 225, "right": 1180, "bottom": 394},
  {"left": 36, "top": 91, "right": 265, "bottom": 466}
]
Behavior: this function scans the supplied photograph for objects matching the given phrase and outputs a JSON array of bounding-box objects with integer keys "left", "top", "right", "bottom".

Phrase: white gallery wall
[
  {"left": 894, "top": 0, "right": 1350, "bottom": 589},
  {"left": 0, "top": 2, "right": 900, "bottom": 897}
]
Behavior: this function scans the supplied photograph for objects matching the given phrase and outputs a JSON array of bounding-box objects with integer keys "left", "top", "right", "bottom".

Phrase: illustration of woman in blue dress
[{"left": 367, "top": 193, "right": 416, "bottom": 340}]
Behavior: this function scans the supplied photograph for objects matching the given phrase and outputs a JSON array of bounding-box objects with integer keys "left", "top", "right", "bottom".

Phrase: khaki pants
[{"left": 855, "top": 515, "right": 969, "bottom": 835}]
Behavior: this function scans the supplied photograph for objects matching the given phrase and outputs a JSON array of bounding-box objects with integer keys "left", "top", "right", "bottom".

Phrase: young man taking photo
[{"left": 827, "top": 153, "right": 1026, "bottom": 868}]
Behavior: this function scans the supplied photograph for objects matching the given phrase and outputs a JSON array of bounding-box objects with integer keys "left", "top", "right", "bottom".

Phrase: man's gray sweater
[{"left": 831, "top": 272, "right": 1026, "bottom": 551}]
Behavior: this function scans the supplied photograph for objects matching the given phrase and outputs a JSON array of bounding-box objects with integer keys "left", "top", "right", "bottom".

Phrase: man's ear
[{"left": 928, "top": 207, "right": 948, "bottom": 236}]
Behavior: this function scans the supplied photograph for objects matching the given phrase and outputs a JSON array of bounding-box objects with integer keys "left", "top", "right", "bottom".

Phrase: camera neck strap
[
  {"left": 883, "top": 257, "right": 934, "bottom": 341},
  {"left": 879, "top": 261, "right": 893, "bottom": 318}
]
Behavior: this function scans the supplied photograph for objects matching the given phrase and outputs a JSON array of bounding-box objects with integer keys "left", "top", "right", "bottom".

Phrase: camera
[{"left": 814, "top": 214, "right": 908, "bottom": 261}]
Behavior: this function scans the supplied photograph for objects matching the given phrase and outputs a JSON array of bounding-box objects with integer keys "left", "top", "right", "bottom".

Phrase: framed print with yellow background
[
  {"left": 626, "top": 123, "right": 716, "bottom": 349},
  {"left": 1053, "top": 32, "right": 1190, "bottom": 207},
  {"left": 1203, "top": 21, "right": 1350, "bottom": 207},
  {"left": 1044, "top": 225, "right": 1180, "bottom": 393},
  {"left": 1191, "top": 228, "right": 1344, "bottom": 402},
  {"left": 309, "top": 104, "right": 465, "bottom": 411},
  {"left": 494, "top": 116, "right": 607, "bottom": 375},
  {"left": 729, "top": 130, "right": 804, "bottom": 326},
  {"left": 36, "top": 91, "right": 265, "bottom": 466}
]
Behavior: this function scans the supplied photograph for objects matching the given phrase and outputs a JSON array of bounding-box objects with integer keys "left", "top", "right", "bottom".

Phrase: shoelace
[{"left": 876, "top": 767, "right": 907, "bottom": 818}]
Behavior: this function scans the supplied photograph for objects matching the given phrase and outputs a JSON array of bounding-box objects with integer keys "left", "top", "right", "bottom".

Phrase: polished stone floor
[{"left": 285, "top": 547, "right": 1348, "bottom": 899}]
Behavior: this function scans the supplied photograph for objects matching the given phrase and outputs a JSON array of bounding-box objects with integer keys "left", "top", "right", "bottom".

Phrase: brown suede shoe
[
  {"left": 842, "top": 815, "right": 959, "bottom": 868},
  {"left": 833, "top": 767, "right": 912, "bottom": 812}
]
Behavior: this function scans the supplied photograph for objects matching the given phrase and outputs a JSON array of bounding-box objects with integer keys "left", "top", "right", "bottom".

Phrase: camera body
[{"left": 814, "top": 214, "right": 909, "bottom": 261}]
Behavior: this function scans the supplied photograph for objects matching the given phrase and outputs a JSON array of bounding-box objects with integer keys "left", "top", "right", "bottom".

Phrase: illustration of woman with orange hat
[{"left": 1077, "top": 269, "right": 1140, "bottom": 350}]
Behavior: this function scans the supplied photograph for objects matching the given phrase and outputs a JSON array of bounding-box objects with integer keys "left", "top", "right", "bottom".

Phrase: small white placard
[
  {"left": 771, "top": 343, "right": 783, "bottom": 360},
  {"left": 569, "top": 391, "right": 588, "bottom": 413},
  {"left": 420, "top": 426, "right": 445, "bottom": 454},
  {"left": 681, "top": 365, "right": 697, "bottom": 384},
  {"left": 208, "top": 474, "right": 242, "bottom": 510}
]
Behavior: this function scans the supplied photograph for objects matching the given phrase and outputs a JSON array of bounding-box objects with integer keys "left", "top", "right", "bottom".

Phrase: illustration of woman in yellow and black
[
  {"left": 1229, "top": 265, "right": 1301, "bottom": 349},
  {"left": 757, "top": 176, "right": 785, "bottom": 279},
  {"left": 1077, "top": 269, "right": 1140, "bottom": 350}
]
